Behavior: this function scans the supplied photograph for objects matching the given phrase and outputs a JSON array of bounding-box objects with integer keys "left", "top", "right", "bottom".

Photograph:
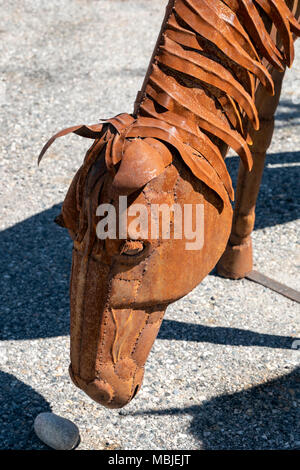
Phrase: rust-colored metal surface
[{"left": 39, "top": 1, "right": 300, "bottom": 408}]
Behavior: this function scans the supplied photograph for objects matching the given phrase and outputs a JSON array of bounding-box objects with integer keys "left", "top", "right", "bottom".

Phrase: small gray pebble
[{"left": 34, "top": 412, "right": 79, "bottom": 450}]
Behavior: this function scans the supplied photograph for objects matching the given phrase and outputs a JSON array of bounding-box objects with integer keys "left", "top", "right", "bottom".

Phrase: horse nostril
[
  {"left": 132, "top": 385, "right": 140, "bottom": 400},
  {"left": 69, "top": 365, "right": 114, "bottom": 406}
]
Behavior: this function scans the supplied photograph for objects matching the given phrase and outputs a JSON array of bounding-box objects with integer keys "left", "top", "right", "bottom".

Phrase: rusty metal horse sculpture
[{"left": 39, "top": 0, "right": 300, "bottom": 408}]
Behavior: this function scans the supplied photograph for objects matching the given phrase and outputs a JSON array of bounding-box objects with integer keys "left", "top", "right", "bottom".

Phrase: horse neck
[{"left": 134, "top": 0, "right": 300, "bottom": 173}]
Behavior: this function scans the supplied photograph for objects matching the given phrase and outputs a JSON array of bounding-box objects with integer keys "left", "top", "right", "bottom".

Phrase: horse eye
[{"left": 120, "top": 240, "right": 145, "bottom": 256}]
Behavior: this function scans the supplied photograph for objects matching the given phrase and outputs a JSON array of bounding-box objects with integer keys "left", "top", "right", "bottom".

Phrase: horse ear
[{"left": 112, "top": 138, "right": 172, "bottom": 195}]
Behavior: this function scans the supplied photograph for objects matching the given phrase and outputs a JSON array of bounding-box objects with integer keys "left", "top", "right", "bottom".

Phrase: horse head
[{"left": 39, "top": 113, "right": 233, "bottom": 408}]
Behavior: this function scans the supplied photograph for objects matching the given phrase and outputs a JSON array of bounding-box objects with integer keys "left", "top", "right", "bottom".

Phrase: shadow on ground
[
  {"left": 0, "top": 370, "right": 51, "bottom": 450},
  {"left": 133, "top": 367, "right": 300, "bottom": 450},
  {"left": 1, "top": 203, "right": 72, "bottom": 340},
  {"left": 0, "top": 152, "right": 299, "bottom": 450},
  {"left": 275, "top": 100, "right": 300, "bottom": 125},
  {"left": 226, "top": 150, "right": 300, "bottom": 230},
  {"left": 0, "top": 151, "right": 299, "bottom": 341},
  {"left": 158, "top": 320, "right": 297, "bottom": 349}
]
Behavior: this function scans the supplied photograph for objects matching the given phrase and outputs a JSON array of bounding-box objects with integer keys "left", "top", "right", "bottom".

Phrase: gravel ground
[{"left": 0, "top": 0, "right": 299, "bottom": 450}]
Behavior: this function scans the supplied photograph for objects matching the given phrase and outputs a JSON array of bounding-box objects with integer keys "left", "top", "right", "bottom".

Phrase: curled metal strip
[
  {"left": 38, "top": 123, "right": 104, "bottom": 165},
  {"left": 174, "top": 0, "right": 274, "bottom": 93},
  {"left": 39, "top": 1, "right": 300, "bottom": 212},
  {"left": 159, "top": 36, "right": 259, "bottom": 129},
  {"left": 237, "top": 0, "right": 285, "bottom": 68},
  {"left": 140, "top": 96, "right": 234, "bottom": 199},
  {"left": 255, "top": 0, "right": 294, "bottom": 66},
  {"left": 149, "top": 65, "right": 253, "bottom": 170},
  {"left": 125, "top": 117, "right": 230, "bottom": 204}
]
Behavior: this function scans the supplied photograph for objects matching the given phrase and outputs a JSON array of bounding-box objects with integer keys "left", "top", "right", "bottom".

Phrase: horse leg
[
  {"left": 217, "top": 0, "right": 300, "bottom": 279},
  {"left": 217, "top": 67, "right": 286, "bottom": 279}
]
